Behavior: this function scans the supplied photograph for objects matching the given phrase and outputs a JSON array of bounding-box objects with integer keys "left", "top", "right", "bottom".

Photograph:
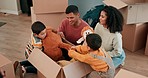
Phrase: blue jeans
[{"left": 112, "top": 50, "right": 126, "bottom": 68}]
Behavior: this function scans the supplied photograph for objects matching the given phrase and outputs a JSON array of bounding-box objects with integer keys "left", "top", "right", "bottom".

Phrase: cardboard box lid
[
  {"left": 0, "top": 54, "right": 12, "bottom": 67},
  {"left": 115, "top": 69, "right": 148, "bottom": 78},
  {"left": 33, "top": 0, "right": 68, "bottom": 14},
  {"left": 135, "top": 3, "right": 148, "bottom": 23},
  {"left": 63, "top": 61, "right": 93, "bottom": 78},
  {"left": 103, "top": 0, "right": 128, "bottom": 9},
  {"left": 28, "top": 49, "right": 61, "bottom": 78},
  {"left": 28, "top": 48, "right": 93, "bottom": 78}
]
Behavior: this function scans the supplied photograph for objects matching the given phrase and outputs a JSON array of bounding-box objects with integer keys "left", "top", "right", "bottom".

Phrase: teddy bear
[
  {"left": 42, "top": 28, "right": 72, "bottom": 61},
  {"left": 76, "top": 26, "right": 94, "bottom": 45}
]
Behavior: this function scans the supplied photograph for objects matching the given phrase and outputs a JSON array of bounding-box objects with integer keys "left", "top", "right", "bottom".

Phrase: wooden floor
[{"left": 0, "top": 13, "right": 148, "bottom": 78}]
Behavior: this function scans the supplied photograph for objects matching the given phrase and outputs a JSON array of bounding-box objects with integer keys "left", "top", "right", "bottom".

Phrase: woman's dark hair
[
  {"left": 86, "top": 33, "right": 102, "bottom": 50},
  {"left": 31, "top": 21, "right": 46, "bottom": 35},
  {"left": 101, "top": 5, "right": 124, "bottom": 33},
  {"left": 65, "top": 5, "right": 79, "bottom": 14}
]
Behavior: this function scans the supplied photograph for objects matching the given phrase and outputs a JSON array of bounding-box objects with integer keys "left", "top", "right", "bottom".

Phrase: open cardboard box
[
  {"left": 115, "top": 69, "right": 148, "bottom": 78},
  {"left": 103, "top": 0, "right": 148, "bottom": 24},
  {"left": 0, "top": 54, "right": 15, "bottom": 78},
  {"left": 28, "top": 49, "right": 93, "bottom": 78}
]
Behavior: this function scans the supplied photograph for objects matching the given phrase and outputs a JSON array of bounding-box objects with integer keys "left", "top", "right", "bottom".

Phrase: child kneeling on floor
[
  {"left": 14, "top": 21, "right": 71, "bottom": 78},
  {"left": 68, "top": 33, "right": 115, "bottom": 78}
]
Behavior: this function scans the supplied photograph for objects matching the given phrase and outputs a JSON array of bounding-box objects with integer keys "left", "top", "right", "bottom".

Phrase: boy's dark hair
[
  {"left": 86, "top": 33, "right": 102, "bottom": 50},
  {"left": 101, "top": 5, "right": 124, "bottom": 33},
  {"left": 31, "top": 21, "right": 46, "bottom": 35},
  {"left": 65, "top": 5, "right": 79, "bottom": 14}
]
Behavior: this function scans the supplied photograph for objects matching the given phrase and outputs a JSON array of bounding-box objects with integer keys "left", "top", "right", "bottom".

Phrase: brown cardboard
[
  {"left": 28, "top": 49, "right": 93, "bottom": 78},
  {"left": 145, "top": 34, "right": 148, "bottom": 55},
  {"left": 122, "top": 23, "right": 147, "bottom": 52},
  {"left": 103, "top": 0, "right": 148, "bottom": 24},
  {"left": 31, "top": 7, "right": 65, "bottom": 29},
  {"left": 121, "top": 0, "right": 145, "bottom": 4},
  {"left": 0, "top": 54, "right": 15, "bottom": 78},
  {"left": 115, "top": 69, "right": 148, "bottom": 78},
  {"left": 32, "top": 0, "right": 68, "bottom": 14}
]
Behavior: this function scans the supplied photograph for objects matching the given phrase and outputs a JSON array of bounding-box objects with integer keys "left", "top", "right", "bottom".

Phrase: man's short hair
[
  {"left": 86, "top": 33, "right": 102, "bottom": 50},
  {"left": 65, "top": 5, "right": 79, "bottom": 14},
  {"left": 31, "top": 21, "right": 46, "bottom": 35}
]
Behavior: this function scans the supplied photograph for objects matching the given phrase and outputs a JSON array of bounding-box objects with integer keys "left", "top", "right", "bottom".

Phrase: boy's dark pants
[
  {"left": 20, "top": 60, "right": 37, "bottom": 74},
  {"left": 61, "top": 48, "right": 71, "bottom": 61}
]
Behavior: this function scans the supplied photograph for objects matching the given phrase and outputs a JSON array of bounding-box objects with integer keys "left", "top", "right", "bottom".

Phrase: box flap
[
  {"left": 103, "top": 0, "right": 128, "bottom": 9},
  {"left": 63, "top": 61, "right": 93, "bottom": 78},
  {"left": 126, "top": 4, "right": 138, "bottom": 24},
  {"left": 115, "top": 69, "right": 148, "bottom": 78},
  {"left": 28, "top": 49, "right": 61, "bottom": 78},
  {"left": 126, "top": 3, "right": 148, "bottom": 24},
  {"left": 0, "top": 54, "right": 11, "bottom": 67},
  {"left": 136, "top": 3, "right": 148, "bottom": 23}
]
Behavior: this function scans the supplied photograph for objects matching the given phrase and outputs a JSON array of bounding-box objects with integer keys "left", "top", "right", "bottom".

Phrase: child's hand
[
  {"left": 58, "top": 32, "right": 65, "bottom": 38},
  {"left": 71, "top": 46, "right": 76, "bottom": 50}
]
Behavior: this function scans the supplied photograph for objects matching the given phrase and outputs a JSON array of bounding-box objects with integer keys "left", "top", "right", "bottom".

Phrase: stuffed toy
[
  {"left": 42, "top": 28, "right": 72, "bottom": 61},
  {"left": 76, "top": 26, "right": 94, "bottom": 45}
]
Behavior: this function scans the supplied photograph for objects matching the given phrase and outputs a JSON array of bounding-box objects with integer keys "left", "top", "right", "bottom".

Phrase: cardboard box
[
  {"left": 31, "top": 7, "right": 65, "bottom": 29},
  {"left": 103, "top": 0, "right": 148, "bottom": 24},
  {"left": 115, "top": 69, "right": 148, "bottom": 78},
  {"left": 122, "top": 23, "right": 147, "bottom": 52},
  {"left": 0, "top": 54, "right": 15, "bottom": 78},
  {"left": 28, "top": 49, "right": 93, "bottom": 78},
  {"left": 32, "top": 0, "right": 68, "bottom": 14},
  {"left": 145, "top": 34, "right": 148, "bottom": 55},
  {"left": 121, "top": 0, "right": 145, "bottom": 4}
]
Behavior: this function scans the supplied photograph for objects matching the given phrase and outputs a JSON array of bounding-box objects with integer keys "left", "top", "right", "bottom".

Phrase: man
[{"left": 58, "top": 5, "right": 89, "bottom": 45}]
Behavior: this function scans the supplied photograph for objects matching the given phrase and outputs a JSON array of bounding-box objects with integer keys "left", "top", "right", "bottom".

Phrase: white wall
[
  {"left": 68, "top": 0, "right": 104, "bottom": 18},
  {"left": 0, "top": 0, "right": 21, "bottom": 15}
]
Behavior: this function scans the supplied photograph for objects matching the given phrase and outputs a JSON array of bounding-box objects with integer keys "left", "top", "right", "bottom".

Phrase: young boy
[
  {"left": 14, "top": 21, "right": 71, "bottom": 77},
  {"left": 68, "top": 33, "right": 115, "bottom": 78},
  {"left": 14, "top": 21, "right": 47, "bottom": 78}
]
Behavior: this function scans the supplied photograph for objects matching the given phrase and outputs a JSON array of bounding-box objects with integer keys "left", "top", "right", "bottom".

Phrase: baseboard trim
[{"left": 0, "top": 9, "right": 22, "bottom": 15}]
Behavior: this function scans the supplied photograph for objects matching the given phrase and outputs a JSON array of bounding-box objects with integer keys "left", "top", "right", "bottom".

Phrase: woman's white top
[{"left": 94, "top": 23, "right": 123, "bottom": 57}]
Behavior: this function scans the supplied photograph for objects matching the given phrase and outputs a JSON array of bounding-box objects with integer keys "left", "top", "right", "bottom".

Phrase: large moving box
[
  {"left": 31, "top": 7, "right": 65, "bottom": 29},
  {"left": 32, "top": 0, "right": 68, "bottom": 14},
  {"left": 31, "top": 0, "right": 68, "bottom": 29},
  {"left": 28, "top": 49, "right": 93, "bottom": 78},
  {"left": 0, "top": 54, "right": 15, "bottom": 78},
  {"left": 115, "top": 69, "right": 148, "bottom": 78},
  {"left": 122, "top": 23, "right": 147, "bottom": 52},
  {"left": 103, "top": 0, "right": 148, "bottom": 24}
]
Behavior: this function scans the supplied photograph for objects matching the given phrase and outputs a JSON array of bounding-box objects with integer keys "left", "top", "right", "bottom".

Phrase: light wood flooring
[{"left": 0, "top": 13, "right": 148, "bottom": 78}]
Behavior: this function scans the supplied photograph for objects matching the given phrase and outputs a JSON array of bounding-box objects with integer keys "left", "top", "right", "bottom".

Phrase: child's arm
[
  {"left": 68, "top": 50, "right": 109, "bottom": 72},
  {"left": 59, "top": 42, "right": 72, "bottom": 50},
  {"left": 68, "top": 49, "right": 87, "bottom": 62},
  {"left": 74, "top": 45, "right": 89, "bottom": 54}
]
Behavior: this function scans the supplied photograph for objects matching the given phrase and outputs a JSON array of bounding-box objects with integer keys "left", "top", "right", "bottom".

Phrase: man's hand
[{"left": 58, "top": 32, "right": 65, "bottom": 38}]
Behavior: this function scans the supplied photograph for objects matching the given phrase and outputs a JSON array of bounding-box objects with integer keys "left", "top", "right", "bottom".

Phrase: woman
[{"left": 94, "top": 5, "right": 126, "bottom": 68}]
